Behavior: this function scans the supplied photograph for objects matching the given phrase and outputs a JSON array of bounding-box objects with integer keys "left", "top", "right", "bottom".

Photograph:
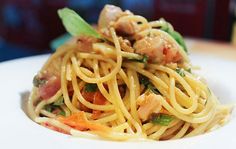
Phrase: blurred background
[{"left": 0, "top": 0, "right": 236, "bottom": 62}]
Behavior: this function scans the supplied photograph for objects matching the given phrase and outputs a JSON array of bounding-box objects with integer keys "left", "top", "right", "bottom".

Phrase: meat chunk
[
  {"left": 77, "top": 36, "right": 98, "bottom": 52},
  {"left": 114, "top": 18, "right": 139, "bottom": 36},
  {"left": 137, "top": 93, "right": 162, "bottom": 121},
  {"left": 98, "top": 5, "right": 138, "bottom": 36},
  {"left": 39, "top": 75, "right": 61, "bottom": 100},
  {"left": 98, "top": 5, "right": 123, "bottom": 29},
  {"left": 134, "top": 36, "right": 164, "bottom": 63},
  {"left": 133, "top": 36, "right": 183, "bottom": 63},
  {"left": 163, "top": 47, "right": 182, "bottom": 63}
]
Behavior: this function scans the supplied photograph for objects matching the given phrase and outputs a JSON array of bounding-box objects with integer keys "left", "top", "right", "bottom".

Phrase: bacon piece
[{"left": 39, "top": 76, "right": 61, "bottom": 100}]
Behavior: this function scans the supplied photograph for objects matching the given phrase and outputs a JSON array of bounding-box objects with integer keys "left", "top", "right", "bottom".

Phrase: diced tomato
[
  {"left": 81, "top": 90, "right": 107, "bottom": 119},
  {"left": 92, "top": 92, "right": 107, "bottom": 119},
  {"left": 39, "top": 76, "right": 61, "bottom": 100}
]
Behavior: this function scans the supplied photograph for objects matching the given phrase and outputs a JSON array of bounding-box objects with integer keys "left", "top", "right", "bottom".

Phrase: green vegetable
[
  {"left": 139, "top": 75, "right": 150, "bottom": 87},
  {"left": 168, "top": 31, "right": 187, "bottom": 53},
  {"left": 139, "top": 75, "right": 160, "bottom": 94},
  {"left": 151, "top": 113, "right": 174, "bottom": 126},
  {"left": 85, "top": 83, "right": 98, "bottom": 92},
  {"left": 176, "top": 68, "right": 185, "bottom": 77},
  {"left": 44, "top": 104, "right": 65, "bottom": 116},
  {"left": 53, "top": 96, "right": 64, "bottom": 106},
  {"left": 59, "top": 110, "right": 66, "bottom": 116},
  {"left": 128, "top": 55, "right": 149, "bottom": 65},
  {"left": 186, "top": 68, "right": 192, "bottom": 73},
  {"left": 33, "top": 75, "right": 46, "bottom": 87},
  {"left": 58, "top": 8, "right": 101, "bottom": 38},
  {"left": 44, "top": 104, "right": 53, "bottom": 113},
  {"left": 147, "top": 84, "right": 160, "bottom": 94},
  {"left": 159, "top": 19, "right": 187, "bottom": 53}
]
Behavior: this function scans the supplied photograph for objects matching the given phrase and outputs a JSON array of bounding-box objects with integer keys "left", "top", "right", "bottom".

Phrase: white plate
[{"left": 0, "top": 53, "right": 235, "bottom": 149}]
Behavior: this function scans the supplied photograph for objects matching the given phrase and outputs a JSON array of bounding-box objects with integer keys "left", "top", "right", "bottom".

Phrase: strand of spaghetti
[
  {"left": 112, "top": 122, "right": 130, "bottom": 132},
  {"left": 160, "top": 121, "right": 184, "bottom": 139},
  {"left": 27, "top": 87, "right": 39, "bottom": 120},
  {"left": 60, "top": 105, "right": 71, "bottom": 117},
  {"left": 35, "top": 117, "right": 71, "bottom": 133},
  {"left": 185, "top": 74, "right": 208, "bottom": 93},
  {"left": 70, "top": 129, "right": 101, "bottom": 140},
  {"left": 175, "top": 88, "right": 203, "bottom": 113},
  {"left": 102, "top": 66, "right": 126, "bottom": 124},
  {"left": 34, "top": 100, "right": 46, "bottom": 116},
  {"left": 123, "top": 63, "right": 168, "bottom": 90},
  {"left": 93, "top": 113, "right": 117, "bottom": 124},
  {"left": 205, "top": 113, "right": 226, "bottom": 132},
  {"left": 117, "top": 15, "right": 150, "bottom": 31},
  {"left": 146, "top": 119, "right": 180, "bottom": 135},
  {"left": 71, "top": 70, "right": 115, "bottom": 111},
  {"left": 111, "top": 76, "right": 142, "bottom": 134},
  {"left": 40, "top": 110, "right": 56, "bottom": 118},
  {"left": 142, "top": 123, "right": 153, "bottom": 131},
  {"left": 118, "top": 69, "right": 130, "bottom": 89},
  {"left": 77, "top": 53, "right": 116, "bottom": 64},
  {"left": 35, "top": 89, "right": 63, "bottom": 116},
  {"left": 66, "top": 63, "right": 72, "bottom": 81},
  {"left": 61, "top": 50, "right": 80, "bottom": 113},
  {"left": 149, "top": 65, "right": 195, "bottom": 98},
  {"left": 184, "top": 111, "right": 216, "bottom": 138},
  {"left": 127, "top": 70, "right": 141, "bottom": 124},
  {"left": 171, "top": 122, "right": 190, "bottom": 139},
  {"left": 41, "top": 44, "right": 75, "bottom": 71},
  {"left": 88, "top": 130, "right": 140, "bottom": 141},
  {"left": 80, "top": 67, "right": 95, "bottom": 77},
  {"left": 71, "top": 28, "right": 122, "bottom": 83},
  {"left": 149, "top": 19, "right": 174, "bottom": 31},
  {"left": 93, "top": 60, "right": 113, "bottom": 103},
  {"left": 190, "top": 94, "right": 215, "bottom": 117},
  {"left": 148, "top": 126, "right": 168, "bottom": 140},
  {"left": 169, "top": 77, "right": 198, "bottom": 114},
  {"left": 132, "top": 70, "right": 141, "bottom": 102},
  {"left": 149, "top": 64, "right": 198, "bottom": 113},
  {"left": 123, "top": 89, "right": 131, "bottom": 111},
  {"left": 160, "top": 95, "right": 216, "bottom": 123}
]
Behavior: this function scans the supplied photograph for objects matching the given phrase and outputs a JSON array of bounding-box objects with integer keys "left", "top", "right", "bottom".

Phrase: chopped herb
[
  {"left": 186, "top": 68, "right": 192, "bottom": 73},
  {"left": 58, "top": 8, "right": 101, "bottom": 38},
  {"left": 44, "top": 104, "right": 65, "bottom": 116},
  {"left": 44, "top": 104, "right": 53, "bottom": 112},
  {"left": 148, "top": 84, "right": 160, "bottom": 94},
  {"left": 140, "top": 75, "right": 150, "bottom": 87},
  {"left": 128, "top": 55, "right": 149, "bottom": 65},
  {"left": 33, "top": 75, "right": 46, "bottom": 87},
  {"left": 151, "top": 113, "right": 174, "bottom": 126},
  {"left": 141, "top": 55, "right": 148, "bottom": 64},
  {"left": 176, "top": 68, "right": 185, "bottom": 77},
  {"left": 59, "top": 110, "right": 66, "bottom": 116},
  {"left": 53, "top": 96, "right": 64, "bottom": 106},
  {"left": 85, "top": 83, "right": 98, "bottom": 92},
  {"left": 139, "top": 75, "right": 160, "bottom": 94}
]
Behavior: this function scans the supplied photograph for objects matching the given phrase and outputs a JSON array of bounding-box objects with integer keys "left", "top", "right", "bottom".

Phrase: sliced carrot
[{"left": 58, "top": 111, "right": 110, "bottom": 132}]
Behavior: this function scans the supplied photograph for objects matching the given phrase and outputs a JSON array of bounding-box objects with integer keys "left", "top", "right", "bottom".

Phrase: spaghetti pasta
[{"left": 27, "top": 5, "right": 232, "bottom": 141}]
